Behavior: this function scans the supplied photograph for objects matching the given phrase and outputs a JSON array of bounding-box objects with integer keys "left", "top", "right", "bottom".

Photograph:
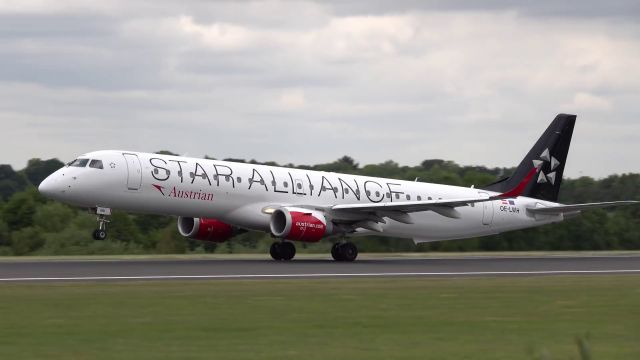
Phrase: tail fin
[{"left": 483, "top": 114, "right": 576, "bottom": 202}]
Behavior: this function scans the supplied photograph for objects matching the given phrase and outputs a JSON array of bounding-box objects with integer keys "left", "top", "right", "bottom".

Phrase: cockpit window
[
  {"left": 68, "top": 158, "right": 89, "bottom": 167},
  {"left": 89, "top": 159, "right": 104, "bottom": 169}
]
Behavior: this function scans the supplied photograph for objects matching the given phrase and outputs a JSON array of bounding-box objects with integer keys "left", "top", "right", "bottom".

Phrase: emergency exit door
[{"left": 478, "top": 192, "right": 494, "bottom": 225}]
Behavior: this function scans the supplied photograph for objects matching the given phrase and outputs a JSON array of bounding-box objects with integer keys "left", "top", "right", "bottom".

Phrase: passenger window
[
  {"left": 237, "top": 177, "right": 242, "bottom": 184},
  {"left": 283, "top": 181, "right": 288, "bottom": 188},
  {"left": 154, "top": 168, "right": 170, "bottom": 176},
  {"left": 344, "top": 188, "right": 350, "bottom": 194},
  {"left": 395, "top": 193, "right": 400, "bottom": 199},
  {"left": 406, "top": 194, "right": 411, "bottom": 200},
  {"left": 297, "top": 183, "right": 302, "bottom": 189},
  {"left": 417, "top": 196, "right": 422, "bottom": 201},
  {"left": 89, "top": 160, "right": 104, "bottom": 169},
  {"left": 69, "top": 159, "right": 89, "bottom": 167}
]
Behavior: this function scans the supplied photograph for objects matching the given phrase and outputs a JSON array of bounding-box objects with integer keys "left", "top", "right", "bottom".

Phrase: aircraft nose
[{"left": 38, "top": 174, "right": 61, "bottom": 198}]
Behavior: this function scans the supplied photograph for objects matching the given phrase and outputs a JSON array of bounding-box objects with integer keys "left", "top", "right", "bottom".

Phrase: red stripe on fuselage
[{"left": 498, "top": 167, "right": 538, "bottom": 198}]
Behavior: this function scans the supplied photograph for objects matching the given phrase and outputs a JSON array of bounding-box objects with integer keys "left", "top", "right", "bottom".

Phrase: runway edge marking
[{"left": 2, "top": 269, "right": 640, "bottom": 281}]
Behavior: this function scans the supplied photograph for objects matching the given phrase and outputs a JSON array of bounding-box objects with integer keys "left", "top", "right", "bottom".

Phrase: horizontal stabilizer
[{"left": 526, "top": 201, "right": 639, "bottom": 215}]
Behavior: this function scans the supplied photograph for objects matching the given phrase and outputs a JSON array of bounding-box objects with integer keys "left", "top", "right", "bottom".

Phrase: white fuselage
[{"left": 39, "top": 150, "right": 564, "bottom": 243}]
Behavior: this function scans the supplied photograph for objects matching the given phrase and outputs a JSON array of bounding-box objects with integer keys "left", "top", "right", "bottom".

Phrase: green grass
[{"left": 0, "top": 276, "right": 639, "bottom": 359}]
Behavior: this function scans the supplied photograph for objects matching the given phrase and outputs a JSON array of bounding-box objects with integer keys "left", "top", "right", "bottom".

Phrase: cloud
[
  {"left": 0, "top": 0, "right": 115, "bottom": 15},
  {"left": 565, "top": 92, "right": 612, "bottom": 111},
  {"left": 0, "top": 1, "right": 639, "bottom": 178},
  {"left": 323, "top": 0, "right": 640, "bottom": 19},
  {"left": 277, "top": 89, "right": 307, "bottom": 111}
]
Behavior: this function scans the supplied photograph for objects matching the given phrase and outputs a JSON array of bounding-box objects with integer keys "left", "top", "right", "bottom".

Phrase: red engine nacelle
[
  {"left": 177, "top": 217, "right": 235, "bottom": 242},
  {"left": 269, "top": 207, "right": 333, "bottom": 242}
]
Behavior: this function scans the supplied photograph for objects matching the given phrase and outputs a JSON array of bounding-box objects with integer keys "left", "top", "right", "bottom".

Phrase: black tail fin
[{"left": 483, "top": 114, "right": 576, "bottom": 202}]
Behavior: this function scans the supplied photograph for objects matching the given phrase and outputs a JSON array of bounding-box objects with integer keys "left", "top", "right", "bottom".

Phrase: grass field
[{"left": 1, "top": 276, "right": 639, "bottom": 359}]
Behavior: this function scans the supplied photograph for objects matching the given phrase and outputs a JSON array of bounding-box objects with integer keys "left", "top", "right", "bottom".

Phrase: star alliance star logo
[
  {"left": 533, "top": 148, "right": 560, "bottom": 185},
  {"left": 109, "top": 162, "right": 116, "bottom": 169}
]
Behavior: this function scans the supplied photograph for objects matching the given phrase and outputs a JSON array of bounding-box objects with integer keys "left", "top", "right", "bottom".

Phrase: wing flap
[{"left": 331, "top": 196, "right": 491, "bottom": 214}]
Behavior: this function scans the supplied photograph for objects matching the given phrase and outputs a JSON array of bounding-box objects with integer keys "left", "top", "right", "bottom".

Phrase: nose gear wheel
[{"left": 91, "top": 207, "right": 111, "bottom": 241}]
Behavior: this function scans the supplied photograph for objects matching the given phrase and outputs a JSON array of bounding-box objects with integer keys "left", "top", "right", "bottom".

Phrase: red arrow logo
[{"left": 152, "top": 184, "right": 166, "bottom": 196}]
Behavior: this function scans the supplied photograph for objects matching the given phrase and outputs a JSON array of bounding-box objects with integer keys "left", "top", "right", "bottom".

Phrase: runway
[{"left": 1, "top": 254, "right": 639, "bottom": 282}]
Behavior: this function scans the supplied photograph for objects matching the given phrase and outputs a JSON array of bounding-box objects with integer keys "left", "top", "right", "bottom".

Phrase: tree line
[{"left": 0, "top": 155, "right": 638, "bottom": 256}]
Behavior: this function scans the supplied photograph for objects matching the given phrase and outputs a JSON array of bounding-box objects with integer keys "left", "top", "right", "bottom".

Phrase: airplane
[{"left": 38, "top": 114, "right": 638, "bottom": 261}]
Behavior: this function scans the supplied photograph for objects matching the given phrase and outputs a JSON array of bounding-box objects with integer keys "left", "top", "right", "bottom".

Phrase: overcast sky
[{"left": 1, "top": 0, "right": 639, "bottom": 178}]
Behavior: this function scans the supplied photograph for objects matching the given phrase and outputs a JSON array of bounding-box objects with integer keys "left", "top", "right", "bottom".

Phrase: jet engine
[
  {"left": 269, "top": 207, "right": 333, "bottom": 242},
  {"left": 177, "top": 217, "right": 237, "bottom": 242}
]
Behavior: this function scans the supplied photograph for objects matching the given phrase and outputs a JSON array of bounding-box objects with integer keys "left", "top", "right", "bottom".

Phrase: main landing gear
[
  {"left": 269, "top": 241, "right": 359, "bottom": 262},
  {"left": 270, "top": 241, "right": 296, "bottom": 261},
  {"left": 331, "top": 242, "right": 358, "bottom": 262},
  {"left": 91, "top": 207, "right": 111, "bottom": 241}
]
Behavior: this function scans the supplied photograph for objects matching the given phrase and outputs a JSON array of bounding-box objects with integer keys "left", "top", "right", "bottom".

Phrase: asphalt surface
[{"left": 1, "top": 254, "right": 639, "bottom": 282}]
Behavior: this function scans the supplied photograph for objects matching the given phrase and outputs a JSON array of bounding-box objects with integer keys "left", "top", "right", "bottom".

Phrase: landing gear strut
[
  {"left": 331, "top": 242, "right": 358, "bottom": 262},
  {"left": 91, "top": 207, "right": 111, "bottom": 241},
  {"left": 270, "top": 241, "right": 296, "bottom": 261}
]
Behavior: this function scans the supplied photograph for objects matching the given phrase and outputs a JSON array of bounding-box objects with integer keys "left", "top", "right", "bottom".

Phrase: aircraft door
[
  {"left": 123, "top": 153, "right": 143, "bottom": 190},
  {"left": 479, "top": 192, "right": 494, "bottom": 225}
]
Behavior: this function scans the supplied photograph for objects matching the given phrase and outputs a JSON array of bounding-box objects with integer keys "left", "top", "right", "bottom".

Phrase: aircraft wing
[
  {"left": 526, "top": 201, "right": 639, "bottom": 215},
  {"left": 304, "top": 196, "right": 498, "bottom": 234},
  {"left": 324, "top": 199, "right": 638, "bottom": 233},
  {"left": 331, "top": 196, "right": 491, "bottom": 217},
  {"left": 284, "top": 160, "right": 639, "bottom": 234},
  {"left": 325, "top": 167, "right": 544, "bottom": 220}
]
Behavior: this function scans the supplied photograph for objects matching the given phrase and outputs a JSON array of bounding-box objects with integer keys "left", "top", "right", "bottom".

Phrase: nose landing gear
[
  {"left": 90, "top": 207, "right": 111, "bottom": 241},
  {"left": 93, "top": 227, "right": 107, "bottom": 241}
]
